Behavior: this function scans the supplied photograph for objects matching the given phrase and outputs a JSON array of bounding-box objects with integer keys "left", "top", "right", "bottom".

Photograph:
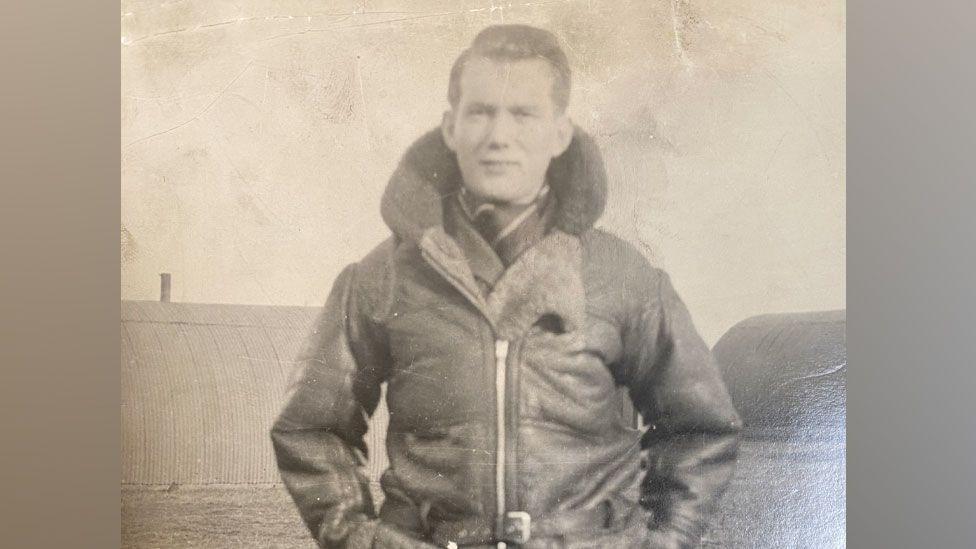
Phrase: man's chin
[{"left": 464, "top": 180, "right": 520, "bottom": 204}]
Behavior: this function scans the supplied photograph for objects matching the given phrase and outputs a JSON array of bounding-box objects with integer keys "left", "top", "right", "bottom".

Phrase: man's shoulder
[
  {"left": 356, "top": 235, "right": 399, "bottom": 271},
  {"left": 580, "top": 228, "right": 664, "bottom": 284},
  {"left": 344, "top": 235, "right": 408, "bottom": 319},
  {"left": 576, "top": 229, "right": 671, "bottom": 322}
]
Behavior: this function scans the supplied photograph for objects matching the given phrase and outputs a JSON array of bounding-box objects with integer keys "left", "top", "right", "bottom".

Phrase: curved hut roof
[{"left": 121, "top": 300, "right": 389, "bottom": 486}]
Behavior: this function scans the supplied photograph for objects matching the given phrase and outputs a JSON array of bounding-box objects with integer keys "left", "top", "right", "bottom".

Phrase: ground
[{"left": 122, "top": 440, "right": 843, "bottom": 548}]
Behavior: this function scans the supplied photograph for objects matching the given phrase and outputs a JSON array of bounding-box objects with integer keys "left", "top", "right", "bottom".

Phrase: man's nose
[{"left": 486, "top": 111, "right": 516, "bottom": 148}]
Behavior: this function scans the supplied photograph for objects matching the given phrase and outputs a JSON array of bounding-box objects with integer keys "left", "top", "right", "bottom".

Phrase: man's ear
[
  {"left": 552, "top": 114, "right": 574, "bottom": 157},
  {"left": 441, "top": 110, "right": 457, "bottom": 152}
]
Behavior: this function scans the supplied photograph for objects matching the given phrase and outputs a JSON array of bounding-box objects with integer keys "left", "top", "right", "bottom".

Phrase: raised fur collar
[{"left": 380, "top": 126, "right": 608, "bottom": 243}]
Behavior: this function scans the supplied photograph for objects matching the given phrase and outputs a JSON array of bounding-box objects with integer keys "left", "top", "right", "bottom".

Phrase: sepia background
[
  {"left": 121, "top": 0, "right": 844, "bottom": 347},
  {"left": 121, "top": 1, "right": 845, "bottom": 547}
]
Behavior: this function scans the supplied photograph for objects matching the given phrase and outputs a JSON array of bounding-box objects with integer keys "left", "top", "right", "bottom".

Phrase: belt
[{"left": 430, "top": 497, "right": 640, "bottom": 548}]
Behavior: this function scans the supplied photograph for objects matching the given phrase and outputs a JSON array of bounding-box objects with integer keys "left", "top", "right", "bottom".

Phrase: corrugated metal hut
[{"left": 121, "top": 300, "right": 388, "bottom": 547}]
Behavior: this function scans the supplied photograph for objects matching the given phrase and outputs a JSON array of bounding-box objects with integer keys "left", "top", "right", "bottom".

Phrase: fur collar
[{"left": 380, "top": 126, "right": 608, "bottom": 243}]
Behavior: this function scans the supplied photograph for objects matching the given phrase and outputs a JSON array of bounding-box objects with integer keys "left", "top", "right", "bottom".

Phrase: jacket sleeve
[
  {"left": 271, "top": 263, "right": 391, "bottom": 548},
  {"left": 621, "top": 269, "right": 742, "bottom": 549}
]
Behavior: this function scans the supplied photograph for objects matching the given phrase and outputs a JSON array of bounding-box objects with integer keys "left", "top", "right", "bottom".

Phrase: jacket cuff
[
  {"left": 331, "top": 519, "right": 439, "bottom": 549},
  {"left": 644, "top": 527, "right": 688, "bottom": 549},
  {"left": 318, "top": 518, "right": 378, "bottom": 549}
]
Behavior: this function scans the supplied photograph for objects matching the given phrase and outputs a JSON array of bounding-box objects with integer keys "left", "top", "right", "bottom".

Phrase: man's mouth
[
  {"left": 480, "top": 159, "right": 519, "bottom": 166},
  {"left": 480, "top": 159, "right": 519, "bottom": 173}
]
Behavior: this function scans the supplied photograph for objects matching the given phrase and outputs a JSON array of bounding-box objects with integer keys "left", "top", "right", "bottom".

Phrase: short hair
[{"left": 448, "top": 25, "right": 572, "bottom": 113}]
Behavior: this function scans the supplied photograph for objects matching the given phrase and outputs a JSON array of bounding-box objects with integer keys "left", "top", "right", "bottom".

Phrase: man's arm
[
  {"left": 270, "top": 264, "right": 388, "bottom": 548},
  {"left": 622, "top": 269, "right": 743, "bottom": 549}
]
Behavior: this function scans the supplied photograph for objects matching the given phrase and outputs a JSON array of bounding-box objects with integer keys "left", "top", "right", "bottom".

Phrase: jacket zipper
[
  {"left": 419, "top": 242, "right": 520, "bottom": 546},
  {"left": 494, "top": 339, "right": 509, "bottom": 549}
]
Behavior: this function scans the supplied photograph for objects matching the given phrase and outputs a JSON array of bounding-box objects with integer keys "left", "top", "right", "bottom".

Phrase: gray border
[
  {"left": 4, "top": 0, "right": 976, "bottom": 546},
  {"left": 0, "top": 3, "right": 120, "bottom": 547},
  {"left": 848, "top": 0, "right": 976, "bottom": 547}
]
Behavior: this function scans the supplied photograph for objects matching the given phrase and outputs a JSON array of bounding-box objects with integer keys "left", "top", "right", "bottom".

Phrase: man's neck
[
  {"left": 447, "top": 183, "right": 557, "bottom": 273},
  {"left": 458, "top": 185, "right": 550, "bottom": 230}
]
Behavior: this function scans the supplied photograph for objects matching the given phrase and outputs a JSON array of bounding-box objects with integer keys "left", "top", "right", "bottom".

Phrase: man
[{"left": 272, "top": 25, "right": 741, "bottom": 549}]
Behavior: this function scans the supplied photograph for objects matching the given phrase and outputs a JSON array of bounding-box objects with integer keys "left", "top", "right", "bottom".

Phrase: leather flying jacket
[{"left": 271, "top": 127, "right": 742, "bottom": 549}]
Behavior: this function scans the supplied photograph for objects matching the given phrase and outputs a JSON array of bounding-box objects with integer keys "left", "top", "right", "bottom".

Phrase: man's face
[{"left": 442, "top": 56, "right": 573, "bottom": 205}]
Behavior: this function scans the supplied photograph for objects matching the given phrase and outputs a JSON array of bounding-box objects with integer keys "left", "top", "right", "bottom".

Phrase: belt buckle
[{"left": 501, "top": 511, "right": 531, "bottom": 544}]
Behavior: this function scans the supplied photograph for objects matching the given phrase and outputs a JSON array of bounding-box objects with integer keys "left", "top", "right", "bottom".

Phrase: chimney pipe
[{"left": 160, "top": 273, "right": 171, "bottom": 302}]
